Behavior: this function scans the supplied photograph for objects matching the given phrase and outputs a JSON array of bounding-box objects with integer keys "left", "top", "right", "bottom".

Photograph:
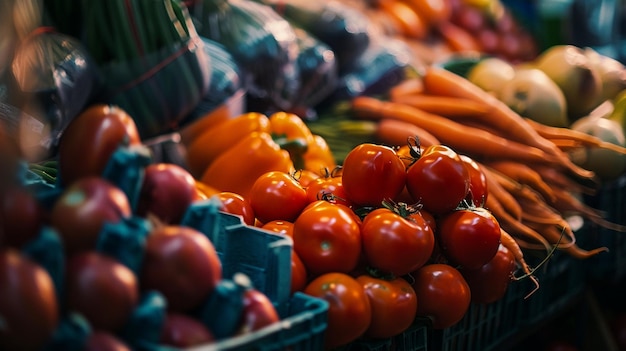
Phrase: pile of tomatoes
[{"left": 217, "top": 140, "right": 519, "bottom": 349}]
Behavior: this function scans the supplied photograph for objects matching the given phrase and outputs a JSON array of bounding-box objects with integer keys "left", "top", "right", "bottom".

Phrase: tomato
[
  {"left": 356, "top": 274, "right": 418, "bottom": 339},
  {"left": 84, "top": 331, "right": 132, "bottom": 351},
  {"left": 238, "top": 288, "right": 280, "bottom": 333},
  {"left": 290, "top": 251, "right": 308, "bottom": 293},
  {"left": 65, "top": 252, "right": 138, "bottom": 332},
  {"left": 0, "top": 249, "right": 58, "bottom": 351},
  {"left": 261, "top": 220, "right": 294, "bottom": 237},
  {"left": 248, "top": 171, "right": 309, "bottom": 224},
  {"left": 295, "top": 169, "right": 321, "bottom": 188},
  {"left": 57, "top": 104, "right": 141, "bottom": 187},
  {"left": 411, "top": 263, "right": 471, "bottom": 329},
  {"left": 438, "top": 207, "right": 501, "bottom": 269},
  {"left": 304, "top": 273, "right": 371, "bottom": 350},
  {"left": 460, "top": 155, "right": 488, "bottom": 207},
  {"left": 361, "top": 207, "right": 434, "bottom": 276},
  {"left": 406, "top": 144, "right": 470, "bottom": 215},
  {"left": 459, "top": 244, "right": 515, "bottom": 304},
  {"left": 51, "top": 177, "right": 132, "bottom": 256},
  {"left": 293, "top": 201, "right": 362, "bottom": 276},
  {"left": 341, "top": 143, "right": 407, "bottom": 207},
  {"left": 0, "top": 186, "right": 45, "bottom": 249},
  {"left": 136, "top": 163, "right": 198, "bottom": 225},
  {"left": 140, "top": 225, "right": 222, "bottom": 312},
  {"left": 216, "top": 192, "right": 256, "bottom": 226},
  {"left": 160, "top": 313, "right": 215, "bottom": 348},
  {"left": 305, "top": 174, "right": 352, "bottom": 207}
]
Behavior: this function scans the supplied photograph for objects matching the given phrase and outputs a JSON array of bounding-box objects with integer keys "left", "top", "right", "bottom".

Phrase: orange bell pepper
[{"left": 200, "top": 132, "right": 295, "bottom": 198}]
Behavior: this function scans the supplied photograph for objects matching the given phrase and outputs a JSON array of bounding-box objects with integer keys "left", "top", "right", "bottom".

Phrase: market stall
[{"left": 1, "top": 0, "right": 625, "bottom": 350}]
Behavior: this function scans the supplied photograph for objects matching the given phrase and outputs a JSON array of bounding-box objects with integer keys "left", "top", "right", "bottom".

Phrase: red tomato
[
  {"left": 438, "top": 207, "right": 501, "bottom": 269},
  {"left": 160, "top": 313, "right": 215, "bottom": 348},
  {"left": 65, "top": 252, "right": 138, "bottom": 332},
  {"left": 411, "top": 263, "right": 471, "bottom": 329},
  {"left": 51, "top": 177, "right": 132, "bottom": 256},
  {"left": 290, "top": 251, "right": 308, "bottom": 294},
  {"left": 406, "top": 145, "right": 470, "bottom": 215},
  {"left": 341, "top": 143, "right": 407, "bottom": 207},
  {"left": 293, "top": 201, "right": 362, "bottom": 276},
  {"left": 356, "top": 275, "right": 418, "bottom": 339},
  {"left": 57, "top": 104, "right": 141, "bottom": 187},
  {"left": 361, "top": 208, "right": 434, "bottom": 276},
  {"left": 305, "top": 175, "right": 352, "bottom": 207},
  {"left": 304, "top": 273, "right": 371, "bottom": 350},
  {"left": 140, "top": 225, "right": 222, "bottom": 312},
  {"left": 239, "top": 288, "right": 280, "bottom": 333},
  {"left": 460, "top": 155, "right": 488, "bottom": 207},
  {"left": 84, "top": 331, "right": 132, "bottom": 351},
  {"left": 216, "top": 192, "right": 256, "bottom": 226},
  {"left": 136, "top": 163, "right": 198, "bottom": 224},
  {"left": 0, "top": 186, "right": 45, "bottom": 249},
  {"left": 0, "top": 249, "right": 58, "bottom": 351},
  {"left": 296, "top": 169, "right": 321, "bottom": 188},
  {"left": 261, "top": 220, "right": 294, "bottom": 237},
  {"left": 248, "top": 171, "right": 309, "bottom": 224},
  {"left": 459, "top": 244, "right": 516, "bottom": 304}
]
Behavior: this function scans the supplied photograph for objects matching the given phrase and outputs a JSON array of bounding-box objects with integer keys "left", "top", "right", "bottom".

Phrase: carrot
[
  {"left": 486, "top": 161, "right": 556, "bottom": 203},
  {"left": 484, "top": 166, "right": 549, "bottom": 207},
  {"left": 525, "top": 117, "right": 626, "bottom": 155},
  {"left": 375, "top": 118, "right": 441, "bottom": 148},
  {"left": 351, "top": 96, "right": 561, "bottom": 166},
  {"left": 549, "top": 187, "right": 626, "bottom": 232},
  {"left": 480, "top": 163, "right": 522, "bottom": 220},
  {"left": 524, "top": 221, "right": 608, "bottom": 259},
  {"left": 549, "top": 139, "right": 585, "bottom": 152},
  {"left": 484, "top": 190, "right": 551, "bottom": 251},
  {"left": 391, "top": 94, "right": 490, "bottom": 118},
  {"left": 421, "top": 66, "right": 596, "bottom": 180},
  {"left": 533, "top": 165, "right": 597, "bottom": 196},
  {"left": 499, "top": 228, "right": 539, "bottom": 297},
  {"left": 389, "top": 77, "right": 424, "bottom": 101}
]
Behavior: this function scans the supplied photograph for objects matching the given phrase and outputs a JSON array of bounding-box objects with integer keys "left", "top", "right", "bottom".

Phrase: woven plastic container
[
  {"left": 188, "top": 292, "right": 328, "bottom": 351},
  {"left": 436, "top": 274, "right": 529, "bottom": 351},
  {"left": 341, "top": 318, "right": 432, "bottom": 351},
  {"left": 580, "top": 174, "right": 626, "bottom": 282}
]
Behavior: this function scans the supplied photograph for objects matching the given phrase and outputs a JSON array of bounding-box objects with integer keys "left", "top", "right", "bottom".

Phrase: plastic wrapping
[
  {"left": 189, "top": 0, "right": 301, "bottom": 113},
  {"left": 8, "top": 28, "right": 98, "bottom": 160},
  {"left": 267, "top": 0, "right": 371, "bottom": 74}
]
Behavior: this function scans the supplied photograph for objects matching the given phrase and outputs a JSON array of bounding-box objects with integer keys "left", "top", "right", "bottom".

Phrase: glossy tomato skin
[
  {"left": 341, "top": 143, "right": 407, "bottom": 207},
  {"left": 140, "top": 225, "right": 222, "bottom": 312},
  {"left": 261, "top": 220, "right": 294, "bottom": 237},
  {"left": 304, "top": 273, "right": 372, "bottom": 350},
  {"left": 290, "top": 251, "right": 308, "bottom": 293},
  {"left": 305, "top": 176, "right": 352, "bottom": 207},
  {"left": 411, "top": 263, "right": 471, "bottom": 329},
  {"left": 0, "top": 186, "right": 45, "bottom": 249},
  {"left": 361, "top": 208, "right": 435, "bottom": 276},
  {"left": 293, "top": 201, "right": 362, "bottom": 276},
  {"left": 58, "top": 104, "right": 141, "bottom": 187},
  {"left": 356, "top": 275, "right": 418, "bottom": 339},
  {"left": 136, "top": 163, "right": 198, "bottom": 225},
  {"left": 84, "top": 331, "right": 133, "bottom": 351},
  {"left": 460, "top": 155, "right": 488, "bottom": 207},
  {"left": 65, "top": 251, "right": 139, "bottom": 332},
  {"left": 160, "top": 313, "right": 215, "bottom": 348},
  {"left": 438, "top": 207, "right": 502, "bottom": 269},
  {"left": 406, "top": 145, "right": 470, "bottom": 214},
  {"left": 51, "top": 177, "right": 132, "bottom": 256},
  {"left": 248, "top": 171, "right": 309, "bottom": 224},
  {"left": 459, "top": 244, "right": 516, "bottom": 304},
  {"left": 239, "top": 289, "right": 280, "bottom": 333},
  {"left": 0, "top": 249, "right": 58, "bottom": 351},
  {"left": 216, "top": 192, "right": 256, "bottom": 226}
]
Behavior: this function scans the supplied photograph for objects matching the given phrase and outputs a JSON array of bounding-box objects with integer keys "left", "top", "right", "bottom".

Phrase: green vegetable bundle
[{"left": 81, "top": 0, "right": 212, "bottom": 140}]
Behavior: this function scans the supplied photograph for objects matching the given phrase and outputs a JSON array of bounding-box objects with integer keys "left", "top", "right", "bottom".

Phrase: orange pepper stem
[{"left": 273, "top": 136, "right": 308, "bottom": 170}]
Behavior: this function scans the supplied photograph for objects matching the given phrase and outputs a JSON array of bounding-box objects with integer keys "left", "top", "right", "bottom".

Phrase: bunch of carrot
[{"left": 349, "top": 66, "right": 626, "bottom": 277}]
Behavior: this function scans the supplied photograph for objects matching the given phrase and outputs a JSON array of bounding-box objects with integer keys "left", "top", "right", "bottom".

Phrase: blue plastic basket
[{"left": 187, "top": 292, "right": 328, "bottom": 351}]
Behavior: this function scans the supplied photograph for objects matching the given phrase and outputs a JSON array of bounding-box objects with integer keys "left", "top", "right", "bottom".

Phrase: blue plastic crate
[
  {"left": 187, "top": 292, "right": 328, "bottom": 351},
  {"left": 436, "top": 273, "right": 529, "bottom": 351},
  {"left": 580, "top": 174, "right": 626, "bottom": 282},
  {"left": 182, "top": 200, "right": 293, "bottom": 315}
]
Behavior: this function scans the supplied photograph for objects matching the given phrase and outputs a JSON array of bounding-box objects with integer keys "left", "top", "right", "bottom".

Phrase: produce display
[{"left": 1, "top": 0, "right": 626, "bottom": 350}]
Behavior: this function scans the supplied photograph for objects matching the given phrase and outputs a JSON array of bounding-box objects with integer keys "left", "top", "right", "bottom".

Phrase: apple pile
[{"left": 0, "top": 105, "right": 280, "bottom": 351}]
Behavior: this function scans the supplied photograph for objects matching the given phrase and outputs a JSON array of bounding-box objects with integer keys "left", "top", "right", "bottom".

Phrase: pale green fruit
[{"left": 466, "top": 57, "right": 516, "bottom": 94}]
